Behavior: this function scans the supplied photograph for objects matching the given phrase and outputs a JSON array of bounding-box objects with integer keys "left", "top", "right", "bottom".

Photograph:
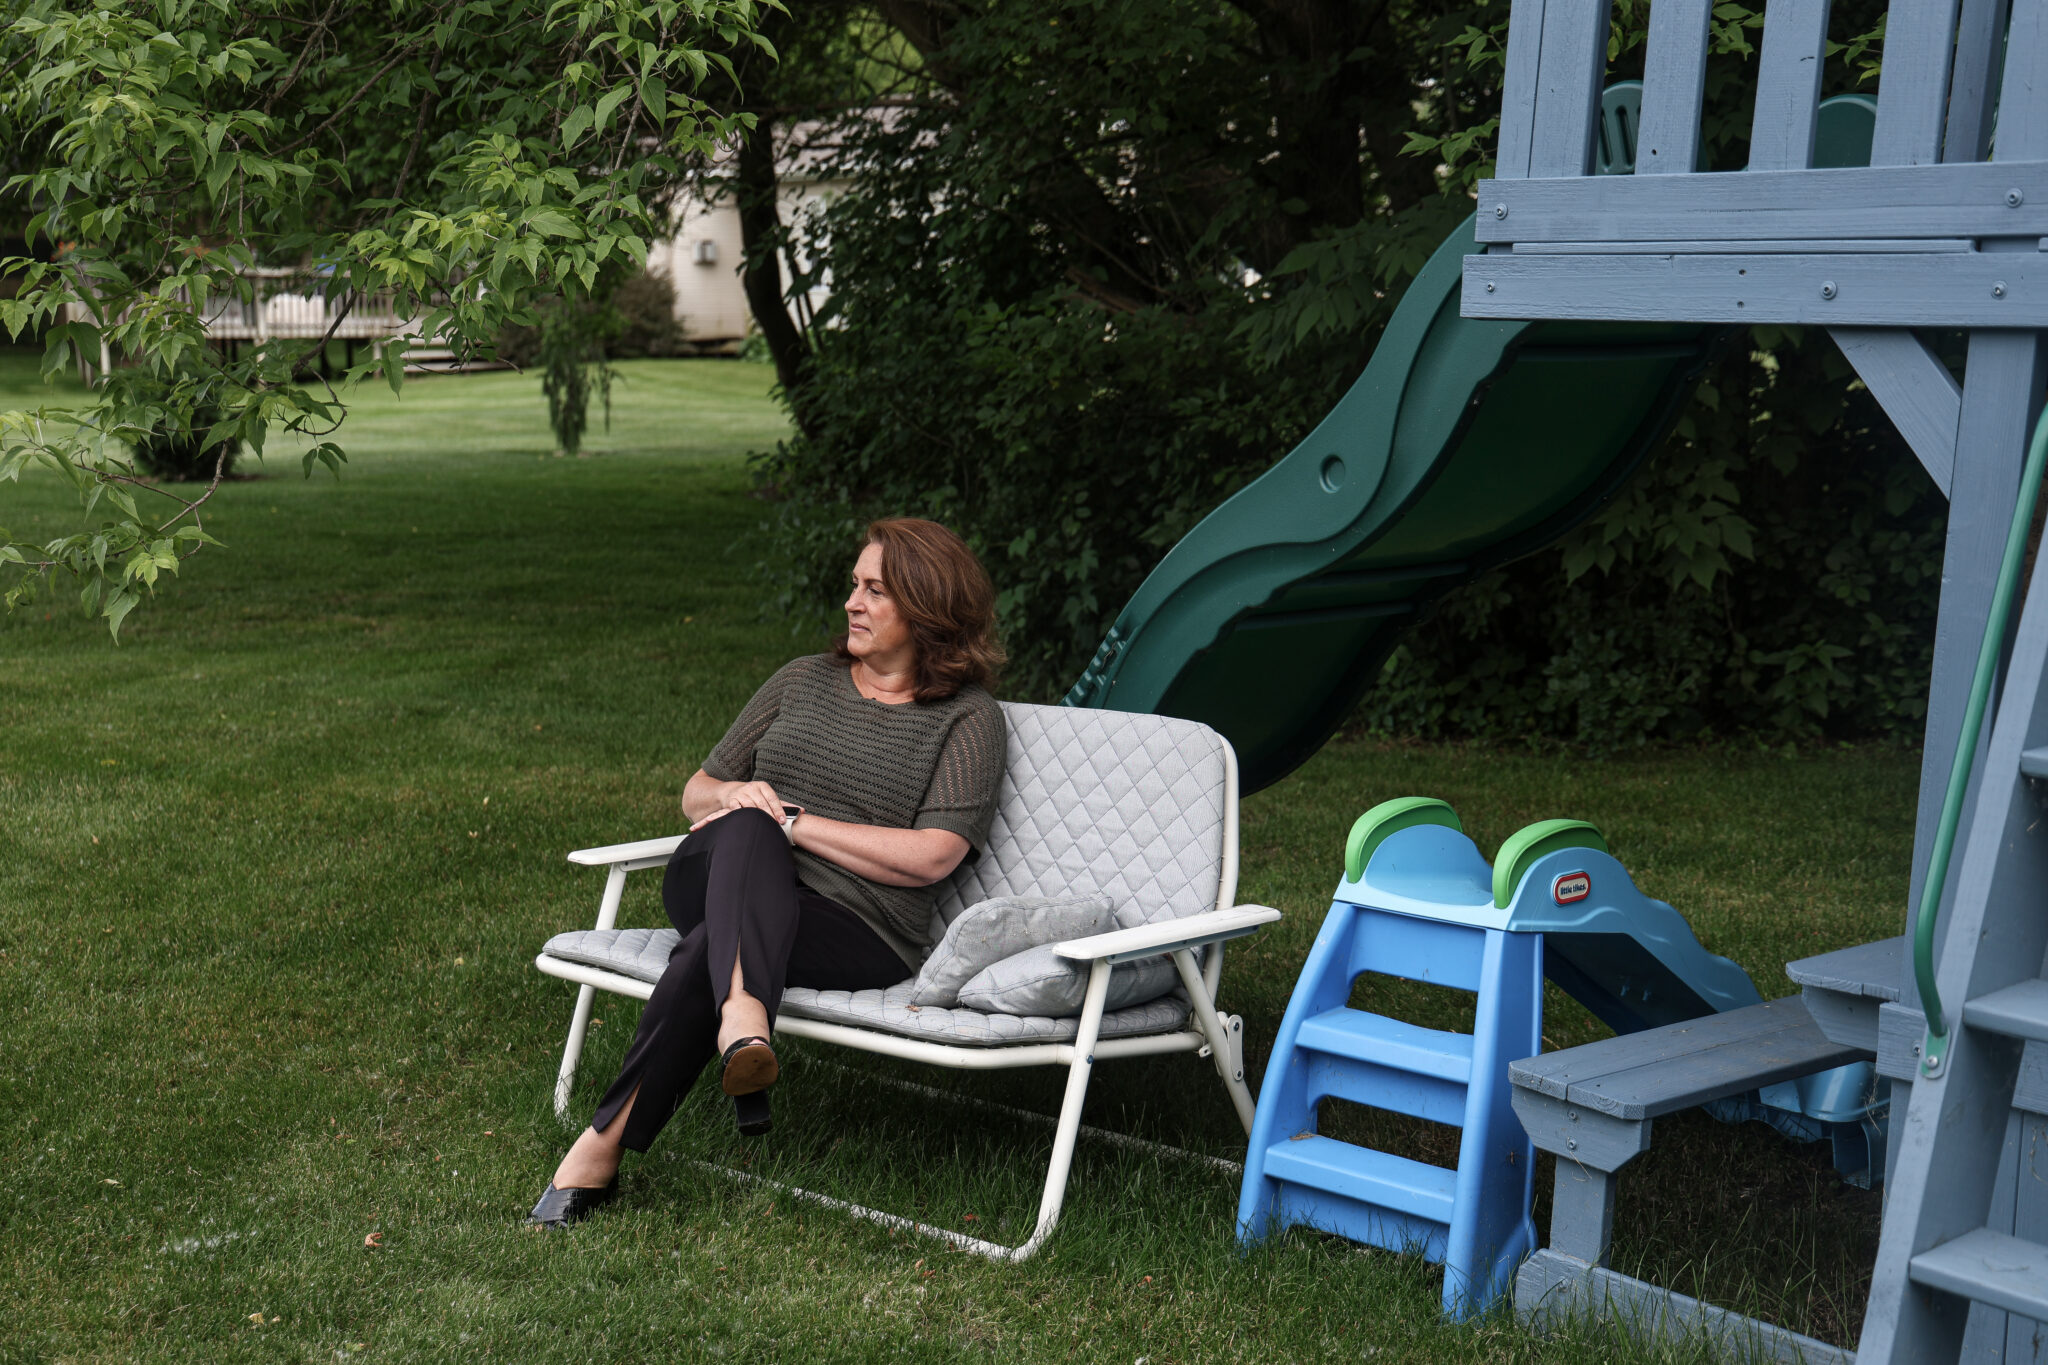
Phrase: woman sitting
[{"left": 528, "top": 517, "right": 1008, "bottom": 1226}]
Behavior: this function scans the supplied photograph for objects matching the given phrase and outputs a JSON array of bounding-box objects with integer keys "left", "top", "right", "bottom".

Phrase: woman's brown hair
[{"left": 835, "top": 518, "right": 1005, "bottom": 701}]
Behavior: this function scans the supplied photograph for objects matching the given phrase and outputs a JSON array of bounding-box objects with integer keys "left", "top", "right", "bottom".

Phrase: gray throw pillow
[
  {"left": 907, "top": 894, "right": 1116, "bottom": 1007},
  {"left": 955, "top": 905, "right": 1196, "bottom": 1017}
]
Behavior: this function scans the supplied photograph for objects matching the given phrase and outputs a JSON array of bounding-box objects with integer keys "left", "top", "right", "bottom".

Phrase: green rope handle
[{"left": 1915, "top": 402, "right": 2048, "bottom": 1071}]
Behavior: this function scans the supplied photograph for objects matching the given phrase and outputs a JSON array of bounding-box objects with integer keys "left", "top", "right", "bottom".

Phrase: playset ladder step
[
  {"left": 2017, "top": 745, "right": 2048, "bottom": 780},
  {"left": 1260, "top": 1134, "right": 1458, "bottom": 1225},
  {"left": 1296, "top": 1008, "right": 1475, "bottom": 1083},
  {"left": 1961, "top": 979, "right": 2048, "bottom": 1043},
  {"left": 1908, "top": 1229, "right": 2048, "bottom": 1322}
]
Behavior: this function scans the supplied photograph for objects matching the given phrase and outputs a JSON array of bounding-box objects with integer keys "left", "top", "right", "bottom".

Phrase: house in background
[
  {"left": 52, "top": 127, "right": 848, "bottom": 375},
  {"left": 651, "top": 128, "right": 845, "bottom": 349}
]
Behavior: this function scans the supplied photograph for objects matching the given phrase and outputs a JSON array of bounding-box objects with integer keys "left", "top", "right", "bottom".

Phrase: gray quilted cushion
[
  {"left": 925, "top": 704, "right": 1229, "bottom": 942},
  {"left": 780, "top": 980, "right": 1190, "bottom": 1046},
  {"left": 953, "top": 902, "right": 1194, "bottom": 1016},
  {"left": 544, "top": 926, "right": 678, "bottom": 979},
  {"left": 907, "top": 895, "right": 1115, "bottom": 1007},
  {"left": 540, "top": 928, "right": 1190, "bottom": 1046},
  {"left": 956, "top": 943, "right": 1176, "bottom": 1016}
]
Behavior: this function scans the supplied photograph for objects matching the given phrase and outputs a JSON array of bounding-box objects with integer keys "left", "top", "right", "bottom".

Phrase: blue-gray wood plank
[
  {"left": 1495, "top": 0, "right": 1549, "bottom": 179},
  {"left": 1944, "top": 0, "right": 2009, "bottom": 164},
  {"left": 1748, "top": 0, "right": 1832, "bottom": 170},
  {"left": 2004, "top": 1113, "right": 2048, "bottom": 1362},
  {"left": 2003, "top": 0, "right": 2048, "bottom": 163},
  {"left": 1830, "top": 329, "right": 1962, "bottom": 494},
  {"left": 1963, "top": 979, "right": 2048, "bottom": 1041},
  {"left": 1516, "top": 237, "right": 1975, "bottom": 253},
  {"left": 1462, "top": 252, "right": 2048, "bottom": 326},
  {"left": 1871, "top": 0, "right": 1963, "bottom": 165},
  {"left": 1787, "top": 935, "right": 1908, "bottom": 1000},
  {"left": 1509, "top": 998, "right": 1859, "bottom": 1120},
  {"left": 1528, "top": 0, "right": 1613, "bottom": 178},
  {"left": 1636, "top": 0, "right": 1712, "bottom": 174},
  {"left": 1515, "top": 1251, "right": 1857, "bottom": 1364},
  {"left": 1472, "top": 162, "right": 2048, "bottom": 244},
  {"left": 1915, "top": 1229, "right": 2048, "bottom": 1325}
]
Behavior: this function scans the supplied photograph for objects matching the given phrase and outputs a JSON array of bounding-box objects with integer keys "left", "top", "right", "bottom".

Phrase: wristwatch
[{"left": 779, "top": 803, "right": 804, "bottom": 842}]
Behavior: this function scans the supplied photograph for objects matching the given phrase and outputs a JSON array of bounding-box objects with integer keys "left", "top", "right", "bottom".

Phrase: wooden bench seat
[
  {"left": 1507, "top": 997, "right": 1867, "bottom": 1363},
  {"left": 1510, "top": 996, "right": 1864, "bottom": 1262}
]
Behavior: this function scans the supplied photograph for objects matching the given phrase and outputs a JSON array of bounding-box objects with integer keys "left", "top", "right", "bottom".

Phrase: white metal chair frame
[{"left": 535, "top": 736, "right": 1279, "bottom": 1262}]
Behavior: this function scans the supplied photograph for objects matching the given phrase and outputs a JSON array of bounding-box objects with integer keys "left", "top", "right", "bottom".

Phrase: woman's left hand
[{"left": 685, "top": 776, "right": 784, "bottom": 831}]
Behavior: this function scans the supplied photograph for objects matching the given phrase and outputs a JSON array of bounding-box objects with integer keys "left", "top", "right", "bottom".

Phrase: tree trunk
[{"left": 734, "top": 114, "right": 816, "bottom": 439}]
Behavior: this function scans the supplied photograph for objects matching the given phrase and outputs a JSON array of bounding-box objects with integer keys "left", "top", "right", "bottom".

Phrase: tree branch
[
  {"left": 261, "top": 0, "right": 347, "bottom": 116},
  {"left": 270, "top": 20, "right": 442, "bottom": 158}
]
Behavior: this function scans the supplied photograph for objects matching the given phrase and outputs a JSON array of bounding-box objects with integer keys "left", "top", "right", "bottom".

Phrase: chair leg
[
  {"left": 555, "top": 865, "right": 629, "bottom": 1121},
  {"left": 554, "top": 983, "right": 597, "bottom": 1122},
  {"left": 1172, "top": 948, "right": 1256, "bottom": 1134},
  {"left": 1006, "top": 959, "right": 1115, "bottom": 1261}
]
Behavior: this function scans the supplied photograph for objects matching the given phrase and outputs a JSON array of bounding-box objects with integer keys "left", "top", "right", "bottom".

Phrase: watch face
[{"left": 780, "top": 804, "right": 802, "bottom": 819}]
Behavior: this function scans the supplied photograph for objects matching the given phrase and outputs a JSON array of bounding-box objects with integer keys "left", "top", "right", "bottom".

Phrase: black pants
[{"left": 592, "top": 806, "right": 910, "bottom": 1151}]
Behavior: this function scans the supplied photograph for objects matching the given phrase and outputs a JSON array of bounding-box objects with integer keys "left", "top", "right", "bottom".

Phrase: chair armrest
[
  {"left": 1053, "top": 905, "right": 1281, "bottom": 964},
  {"left": 566, "top": 834, "right": 685, "bottom": 868}
]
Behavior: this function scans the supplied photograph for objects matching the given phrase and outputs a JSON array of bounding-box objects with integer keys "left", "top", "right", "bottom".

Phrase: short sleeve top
[{"left": 701, "top": 654, "right": 1006, "bottom": 963}]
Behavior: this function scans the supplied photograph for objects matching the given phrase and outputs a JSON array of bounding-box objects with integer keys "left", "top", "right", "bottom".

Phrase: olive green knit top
[{"left": 701, "top": 654, "right": 1006, "bottom": 967}]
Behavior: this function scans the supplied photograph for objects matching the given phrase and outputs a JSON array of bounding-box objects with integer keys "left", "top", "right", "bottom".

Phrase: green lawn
[{"left": 0, "top": 350, "right": 1912, "bottom": 1361}]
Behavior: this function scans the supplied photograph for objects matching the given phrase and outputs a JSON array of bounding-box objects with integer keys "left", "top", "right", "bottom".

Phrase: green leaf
[
  {"left": 595, "top": 84, "right": 631, "bottom": 132},
  {"left": 524, "top": 208, "right": 578, "bottom": 239},
  {"left": 104, "top": 588, "right": 139, "bottom": 641},
  {"left": 302, "top": 442, "right": 348, "bottom": 480},
  {"left": 382, "top": 341, "right": 408, "bottom": 398},
  {"left": 638, "top": 75, "right": 667, "bottom": 126},
  {"left": 562, "top": 106, "right": 593, "bottom": 149}
]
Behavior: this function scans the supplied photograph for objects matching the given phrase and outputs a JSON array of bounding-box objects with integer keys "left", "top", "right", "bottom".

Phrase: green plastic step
[
  {"left": 1260, "top": 1135, "right": 1458, "bottom": 1227},
  {"left": 1961, "top": 978, "right": 2048, "bottom": 1043},
  {"left": 1296, "top": 1008, "right": 1475, "bottom": 1085},
  {"left": 1908, "top": 1228, "right": 2048, "bottom": 1320}
]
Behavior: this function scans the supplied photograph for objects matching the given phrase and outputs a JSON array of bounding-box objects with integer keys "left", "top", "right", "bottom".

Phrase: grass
[{"left": 0, "top": 348, "right": 1912, "bottom": 1362}]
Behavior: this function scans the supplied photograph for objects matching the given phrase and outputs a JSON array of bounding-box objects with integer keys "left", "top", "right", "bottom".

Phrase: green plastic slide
[
  {"left": 1061, "top": 219, "right": 1720, "bottom": 790},
  {"left": 1061, "top": 89, "right": 1879, "bottom": 792}
]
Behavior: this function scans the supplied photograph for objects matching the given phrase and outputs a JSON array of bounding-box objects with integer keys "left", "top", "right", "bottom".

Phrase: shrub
[
  {"left": 610, "top": 269, "right": 686, "bottom": 358},
  {"left": 131, "top": 397, "right": 241, "bottom": 482},
  {"left": 1357, "top": 331, "right": 1945, "bottom": 747},
  {"left": 539, "top": 302, "right": 617, "bottom": 456}
]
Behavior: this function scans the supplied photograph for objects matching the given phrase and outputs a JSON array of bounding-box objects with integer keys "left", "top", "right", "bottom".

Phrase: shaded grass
[{"left": 0, "top": 350, "right": 1908, "bottom": 1361}]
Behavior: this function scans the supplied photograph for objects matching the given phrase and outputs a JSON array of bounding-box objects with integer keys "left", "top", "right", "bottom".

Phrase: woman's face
[{"left": 845, "top": 541, "right": 914, "bottom": 666}]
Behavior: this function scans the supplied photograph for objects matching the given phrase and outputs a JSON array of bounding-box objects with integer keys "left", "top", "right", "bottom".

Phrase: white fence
[
  {"left": 194, "top": 267, "right": 413, "bottom": 344},
  {"left": 56, "top": 266, "right": 486, "bottom": 381}
]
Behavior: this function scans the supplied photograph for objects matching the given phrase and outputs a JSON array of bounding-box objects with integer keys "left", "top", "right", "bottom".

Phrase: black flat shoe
[
  {"left": 525, "top": 1177, "right": 619, "bottom": 1229},
  {"left": 732, "top": 1089, "right": 772, "bottom": 1137},
  {"left": 719, "top": 1034, "right": 779, "bottom": 1097}
]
